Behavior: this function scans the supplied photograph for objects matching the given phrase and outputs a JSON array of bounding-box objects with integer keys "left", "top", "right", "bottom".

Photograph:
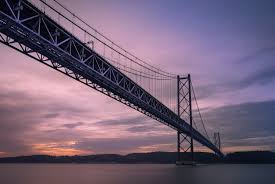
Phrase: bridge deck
[{"left": 0, "top": 0, "right": 223, "bottom": 157}]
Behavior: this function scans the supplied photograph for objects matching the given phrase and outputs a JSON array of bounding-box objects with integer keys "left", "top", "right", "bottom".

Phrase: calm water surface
[{"left": 0, "top": 164, "right": 274, "bottom": 184}]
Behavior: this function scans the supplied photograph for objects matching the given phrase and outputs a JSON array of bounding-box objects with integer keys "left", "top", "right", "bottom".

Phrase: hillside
[{"left": 0, "top": 151, "right": 274, "bottom": 164}]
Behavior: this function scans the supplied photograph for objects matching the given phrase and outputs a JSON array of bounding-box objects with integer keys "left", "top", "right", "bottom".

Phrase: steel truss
[
  {"left": 0, "top": 0, "right": 223, "bottom": 157},
  {"left": 177, "top": 74, "right": 194, "bottom": 162},
  {"left": 214, "top": 132, "right": 221, "bottom": 154}
]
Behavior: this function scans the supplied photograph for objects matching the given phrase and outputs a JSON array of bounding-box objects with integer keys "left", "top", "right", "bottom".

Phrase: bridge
[{"left": 0, "top": 0, "right": 224, "bottom": 161}]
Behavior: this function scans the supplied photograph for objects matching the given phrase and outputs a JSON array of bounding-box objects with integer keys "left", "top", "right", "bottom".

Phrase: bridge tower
[
  {"left": 214, "top": 132, "right": 221, "bottom": 153},
  {"left": 177, "top": 74, "right": 195, "bottom": 165}
]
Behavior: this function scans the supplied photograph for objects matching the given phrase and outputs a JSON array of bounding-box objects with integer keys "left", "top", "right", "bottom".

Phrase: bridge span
[{"left": 0, "top": 0, "right": 223, "bottom": 159}]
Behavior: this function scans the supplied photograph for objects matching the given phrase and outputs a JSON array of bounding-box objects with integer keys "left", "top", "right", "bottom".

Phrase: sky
[{"left": 0, "top": 0, "right": 275, "bottom": 157}]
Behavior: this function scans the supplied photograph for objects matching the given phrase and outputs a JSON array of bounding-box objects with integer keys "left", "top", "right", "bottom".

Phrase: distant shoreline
[{"left": 1, "top": 151, "right": 275, "bottom": 164}]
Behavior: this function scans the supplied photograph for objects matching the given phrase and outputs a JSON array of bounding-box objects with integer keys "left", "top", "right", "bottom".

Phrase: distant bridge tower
[
  {"left": 177, "top": 74, "right": 195, "bottom": 164},
  {"left": 213, "top": 132, "right": 221, "bottom": 153}
]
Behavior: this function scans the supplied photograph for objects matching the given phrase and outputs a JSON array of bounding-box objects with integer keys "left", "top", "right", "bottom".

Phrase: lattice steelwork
[
  {"left": 0, "top": 0, "right": 223, "bottom": 157},
  {"left": 177, "top": 74, "right": 194, "bottom": 163},
  {"left": 214, "top": 132, "right": 221, "bottom": 154}
]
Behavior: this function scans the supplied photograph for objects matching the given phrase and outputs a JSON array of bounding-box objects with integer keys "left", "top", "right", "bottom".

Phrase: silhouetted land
[{"left": 0, "top": 151, "right": 274, "bottom": 164}]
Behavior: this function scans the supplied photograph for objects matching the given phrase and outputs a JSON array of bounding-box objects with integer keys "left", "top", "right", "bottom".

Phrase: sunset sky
[{"left": 0, "top": 0, "right": 275, "bottom": 157}]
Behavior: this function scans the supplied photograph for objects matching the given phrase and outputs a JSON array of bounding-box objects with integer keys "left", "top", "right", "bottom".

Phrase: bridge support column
[
  {"left": 214, "top": 132, "right": 221, "bottom": 155},
  {"left": 177, "top": 131, "right": 180, "bottom": 161},
  {"left": 176, "top": 74, "right": 195, "bottom": 165}
]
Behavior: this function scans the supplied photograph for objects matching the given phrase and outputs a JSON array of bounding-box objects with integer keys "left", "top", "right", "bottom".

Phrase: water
[{"left": 0, "top": 164, "right": 274, "bottom": 184}]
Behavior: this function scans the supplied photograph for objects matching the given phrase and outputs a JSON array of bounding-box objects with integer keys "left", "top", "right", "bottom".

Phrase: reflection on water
[{"left": 0, "top": 164, "right": 274, "bottom": 184}]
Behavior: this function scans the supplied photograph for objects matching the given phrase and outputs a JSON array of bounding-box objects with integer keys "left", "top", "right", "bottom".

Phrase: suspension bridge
[{"left": 0, "top": 0, "right": 224, "bottom": 162}]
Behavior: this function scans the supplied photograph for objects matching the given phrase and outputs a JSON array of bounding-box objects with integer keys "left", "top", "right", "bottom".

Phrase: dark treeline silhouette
[{"left": 0, "top": 151, "right": 274, "bottom": 164}]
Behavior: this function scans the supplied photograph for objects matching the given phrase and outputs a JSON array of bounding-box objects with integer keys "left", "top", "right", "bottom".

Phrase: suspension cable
[
  {"left": 102, "top": 56, "right": 173, "bottom": 80},
  {"left": 39, "top": 0, "right": 176, "bottom": 78},
  {"left": 191, "top": 82, "right": 210, "bottom": 140}
]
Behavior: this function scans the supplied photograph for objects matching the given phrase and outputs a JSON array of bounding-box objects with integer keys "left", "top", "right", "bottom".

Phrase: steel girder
[
  {"left": 0, "top": 0, "right": 223, "bottom": 157},
  {"left": 177, "top": 75, "right": 195, "bottom": 162}
]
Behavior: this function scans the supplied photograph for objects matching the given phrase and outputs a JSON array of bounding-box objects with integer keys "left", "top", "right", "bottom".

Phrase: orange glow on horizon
[
  {"left": 0, "top": 151, "right": 7, "bottom": 156},
  {"left": 31, "top": 142, "right": 91, "bottom": 156}
]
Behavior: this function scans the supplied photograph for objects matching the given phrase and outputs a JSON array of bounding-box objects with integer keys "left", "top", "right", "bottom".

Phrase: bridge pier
[{"left": 176, "top": 74, "right": 195, "bottom": 165}]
